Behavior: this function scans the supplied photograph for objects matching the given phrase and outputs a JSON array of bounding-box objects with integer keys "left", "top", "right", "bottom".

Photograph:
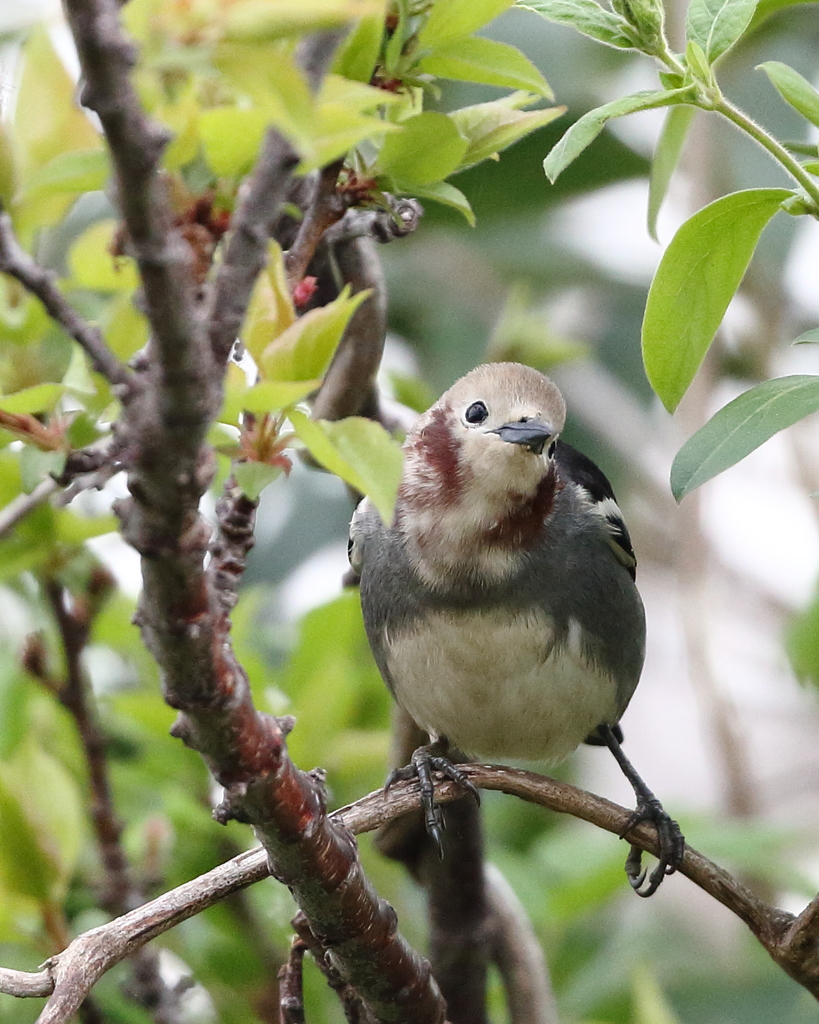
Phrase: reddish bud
[{"left": 293, "top": 275, "right": 318, "bottom": 309}]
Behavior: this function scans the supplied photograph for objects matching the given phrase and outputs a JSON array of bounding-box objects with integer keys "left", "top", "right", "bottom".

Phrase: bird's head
[{"left": 398, "top": 363, "right": 567, "bottom": 581}]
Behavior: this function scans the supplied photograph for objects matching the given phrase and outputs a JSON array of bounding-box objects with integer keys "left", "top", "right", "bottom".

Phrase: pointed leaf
[
  {"left": 233, "top": 461, "right": 285, "bottom": 500},
  {"left": 406, "top": 182, "right": 476, "bottom": 225},
  {"left": 758, "top": 61, "right": 819, "bottom": 129},
  {"left": 223, "top": 0, "right": 383, "bottom": 41},
  {"left": 0, "top": 384, "right": 63, "bottom": 414},
  {"left": 289, "top": 412, "right": 403, "bottom": 523},
  {"left": 643, "top": 188, "right": 791, "bottom": 411},
  {"left": 452, "top": 101, "right": 565, "bottom": 170},
  {"left": 418, "top": 36, "right": 552, "bottom": 97},
  {"left": 259, "top": 287, "right": 370, "bottom": 382},
  {"left": 685, "top": 0, "right": 759, "bottom": 62},
  {"left": 377, "top": 112, "right": 468, "bottom": 187},
  {"left": 519, "top": 0, "right": 637, "bottom": 48},
  {"left": 647, "top": 105, "right": 696, "bottom": 240},
  {"left": 22, "top": 149, "right": 109, "bottom": 200},
  {"left": 200, "top": 108, "right": 269, "bottom": 177},
  {"left": 671, "top": 375, "right": 819, "bottom": 499},
  {"left": 0, "top": 740, "right": 84, "bottom": 903},
  {"left": 544, "top": 89, "right": 688, "bottom": 182},
  {"left": 244, "top": 241, "right": 296, "bottom": 362},
  {"left": 418, "top": 0, "right": 514, "bottom": 46},
  {"left": 793, "top": 328, "right": 819, "bottom": 344}
]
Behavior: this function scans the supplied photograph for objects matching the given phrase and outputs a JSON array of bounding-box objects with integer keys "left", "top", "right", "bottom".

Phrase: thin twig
[
  {"left": 207, "top": 130, "right": 299, "bottom": 365},
  {"left": 278, "top": 938, "right": 307, "bottom": 1024},
  {"left": 0, "top": 211, "right": 133, "bottom": 391},
  {"left": 284, "top": 160, "right": 348, "bottom": 289},
  {"left": 45, "top": 581, "right": 134, "bottom": 914},
  {"left": 484, "top": 864, "right": 559, "bottom": 1024},
  {"left": 5, "top": 766, "right": 819, "bottom": 1014},
  {"left": 0, "top": 477, "right": 59, "bottom": 540}
]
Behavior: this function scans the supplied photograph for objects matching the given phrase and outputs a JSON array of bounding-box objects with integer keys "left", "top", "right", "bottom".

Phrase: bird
[{"left": 349, "top": 361, "right": 683, "bottom": 896}]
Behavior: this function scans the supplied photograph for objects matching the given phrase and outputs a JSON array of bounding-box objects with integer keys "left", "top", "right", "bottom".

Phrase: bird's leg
[
  {"left": 596, "top": 724, "right": 685, "bottom": 897},
  {"left": 385, "top": 737, "right": 481, "bottom": 857}
]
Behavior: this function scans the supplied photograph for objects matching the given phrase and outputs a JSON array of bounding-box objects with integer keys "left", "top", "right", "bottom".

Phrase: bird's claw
[
  {"left": 385, "top": 746, "right": 480, "bottom": 858},
  {"left": 620, "top": 796, "right": 685, "bottom": 897}
]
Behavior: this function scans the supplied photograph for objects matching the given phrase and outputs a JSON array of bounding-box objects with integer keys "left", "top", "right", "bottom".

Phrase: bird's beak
[{"left": 490, "top": 420, "right": 554, "bottom": 455}]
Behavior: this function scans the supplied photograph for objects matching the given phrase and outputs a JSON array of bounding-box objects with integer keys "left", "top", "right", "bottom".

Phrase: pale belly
[{"left": 385, "top": 607, "right": 620, "bottom": 762}]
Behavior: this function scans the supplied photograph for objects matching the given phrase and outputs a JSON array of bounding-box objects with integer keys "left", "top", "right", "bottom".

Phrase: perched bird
[{"left": 349, "top": 362, "right": 683, "bottom": 895}]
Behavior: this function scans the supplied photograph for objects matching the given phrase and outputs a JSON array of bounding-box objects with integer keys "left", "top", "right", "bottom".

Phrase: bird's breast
[{"left": 383, "top": 606, "right": 620, "bottom": 762}]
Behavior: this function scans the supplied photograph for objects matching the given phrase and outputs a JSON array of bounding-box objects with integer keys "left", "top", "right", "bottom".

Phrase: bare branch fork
[{"left": 4, "top": 765, "right": 819, "bottom": 1017}]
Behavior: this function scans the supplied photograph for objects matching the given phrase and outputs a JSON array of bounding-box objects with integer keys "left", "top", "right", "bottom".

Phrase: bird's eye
[{"left": 464, "top": 401, "right": 488, "bottom": 425}]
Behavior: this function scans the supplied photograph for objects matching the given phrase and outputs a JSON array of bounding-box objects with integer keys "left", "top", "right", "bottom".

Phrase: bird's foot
[
  {"left": 620, "top": 796, "right": 685, "bottom": 898},
  {"left": 385, "top": 743, "right": 480, "bottom": 856}
]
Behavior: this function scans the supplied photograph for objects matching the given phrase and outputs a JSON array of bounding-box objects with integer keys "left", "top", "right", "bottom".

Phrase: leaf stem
[{"left": 715, "top": 96, "right": 819, "bottom": 212}]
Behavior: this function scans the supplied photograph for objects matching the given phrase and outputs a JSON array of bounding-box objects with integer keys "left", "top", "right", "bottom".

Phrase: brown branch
[
  {"left": 5, "top": 766, "right": 819, "bottom": 1014},
  {"left": 0, "top": 210, "right": 133, "bottom": 392},
  {"left": 484, "top": 865, "right": 559, "bottom": 1024},
  {"left": 377, "top": 711, "right": 489, "bottom": 1024},
  {"left": 43, "top": 580, "right": 179, "bottom": 1023},
  {"left": 207, "top": 130, "right": 299, "bottom": 365},
  {"left": 45, "top": 580, "right": 133, "bottom": 913},
  {"left": 292, "top": 916, "right": 377, "bottom": 1024},
  {"left": 320, "top": 198, "right": 423, "bottom": 248},
  {"left": 284, "top": 160, "right": 348, "bottom": 290},
  {"left": 207, "top": 30, "right": 344, "bottom": 365},
  {"left": 63, "top": 0, "right": 204, "bottom": 382},
  {"left": 310, "top": 237, "right": 387, "bottom": 423},
  {"left": 278, "top": 938, "right": 307, "bottom": 1024},
  {"left": 0, "top": 478, "right": 59, "bottom": 540}
]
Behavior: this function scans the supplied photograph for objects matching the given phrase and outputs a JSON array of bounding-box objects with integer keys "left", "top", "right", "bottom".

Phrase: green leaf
[
  {"left": 418, "top": 0, "right": 515, "bottom": 46},
  {"left": 377, "top": 112, "right": 468, "bottom": 188},
  {"left": 789, "top": 588, "right": 819, "bottom": 689},
  {"left": 22, "top": 149, "right": 109, "bottom": 200},
  {"left": 259, "top": 287, "right": 370, "bottom": 382},
  {"left": 223, "top": 0, "right": 383, "bottom": 41},
  {"left": 793, "top": 328, "right": 819, "bottom": 344},
  {"left": 685, "top": 0, "right": 758, "bottom": 62},
  {"left": 288, "top": 412, "right": 404, "bottom": 523},
  {"left": 670, "top": 375, "right": 819, "bottom": 500},
  {"left": 543, "top": 89, "right": 689, "bottom": 182},
  {"left": 233, "top": 461, "right": 285, "bottom": 500},
  {"left": 418, "top": 36, "right": 552, "bottom": 97},
  {"left": 648, "top": 105, "right": 696, "bottom": 241},
  {"left": 518, "top": 0, "right": 637, "bottom": 49},
  {"left": 0, "top": 739, "right": 84, "bottom": 903},
  {"left": 642, "top": 188, "right": 791, "bottom": 411},
  {"left": 0, "top": 663, "right": 29, "bottom": 760},
  {"left": 0, "top": 383, "right": 63, "bottom": 414},
  {"left": 68, "top": 221, "right": 139, "bottom": 293},
  {"left": 244, "top": 240, "right": 297, "bottom": 363},
  {"left": 406, "top": 181, "right": 476, "bottom": 225},
  {"left": 20, "top": 448, "right": 66, "bottom": 494},
  {"left": 200, "top": 108, "right": 269, "bottom": 177},
  {"left": 451, "top": 98, "right": 565, "bottom": 170},
  {"left": 758, "top": 61, "right": 819, "bottom": 129},
  {"left": 332, "top": 13, "right": 385, "bottom": 83},
  {"left": 241, "top": 380, "right": 322, "bottom": 414}
]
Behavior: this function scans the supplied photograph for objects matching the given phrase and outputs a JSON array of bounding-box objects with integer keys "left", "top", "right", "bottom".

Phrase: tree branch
[
  {"left": 0, "top": 478, "right": 59, "bottom": 541},
  {"left": 484, "top": 864, "right": 559, "bottom": 1024},
  {"left": 0, "top": 210, "right": 133, "bottom": 392},
  {"left": 207, "top": 130, "right": 299, "bottom": 365},
  {"left": 6, "top": 765, "right": 819, "bottom": 1017}
]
